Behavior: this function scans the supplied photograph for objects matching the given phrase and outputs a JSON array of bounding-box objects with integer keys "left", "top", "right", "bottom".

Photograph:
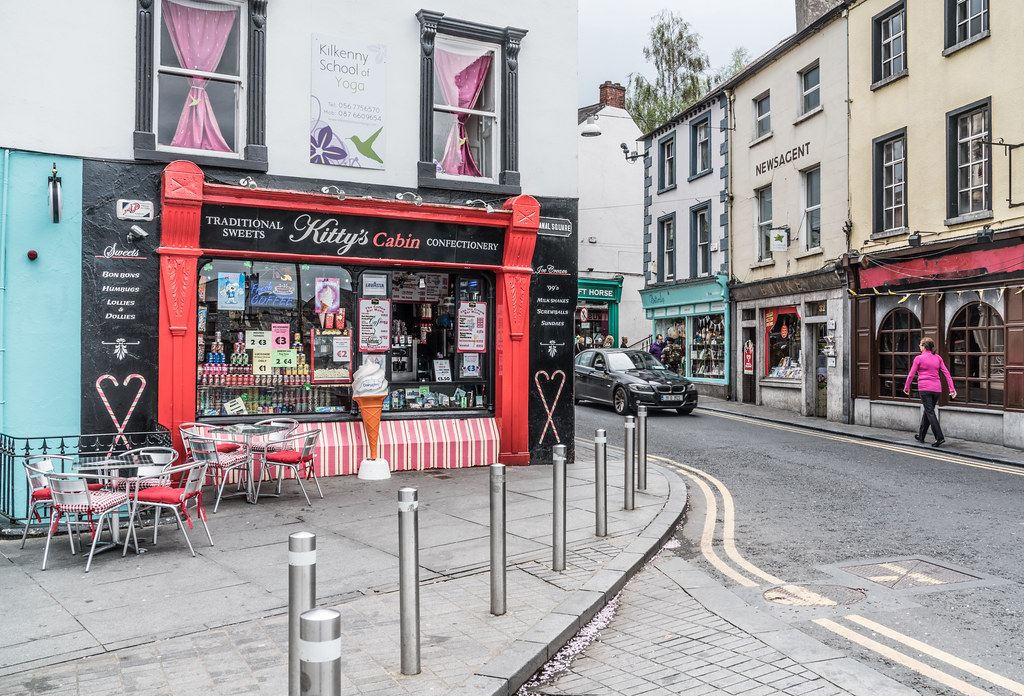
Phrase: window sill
[
  {"left": 870, "top": 226, "right": 909, "bottom": 241},
  {"left": 760, "top": 377, "right": 801, "bottom": 388},
  {"left": 687, "top": 168, "right": 713, "bottom": 183},
  {"left": 942, "top": 30, "right": 990, "bottom": 57},
  {"left": 134, "top": 141, "right": 268, "bottom": 172},
  {"left": 418, "top": 163, "right": 522, "bottom": 196},
  {"left": 749, "top": 258, "right": 775, "bottom": 269},
  {"left": 793, "top": 247, "right": 823, "bottom": 260},
  {"left": 944, "top": 210, "right": 993, "bottom": 227},
  {"left": 657, "top": 183, "right": 678, "bottom": 195},
  {"left": 793, "top": 106, "right": 823, "bottom": 126},
  {"left": 749, "top": 132, "right": 773, "bottom": 148},
  {"left": 870, "top": 69, "right": 908, "bottom": 92}
]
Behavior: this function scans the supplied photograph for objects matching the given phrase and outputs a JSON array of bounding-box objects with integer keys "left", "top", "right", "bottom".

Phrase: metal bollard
[
  {"left": 289, "top": 532, "right": 317, "bottom": 696},
  {"left": 398, "top": 488, "right": 420, "bottom": 675},
  {"left": 624, "top": 416, "right": 635, "bottom": 510},
  {"left": 490, "top": 463, "right": 506, "bottom": 616},
  {"left": 552, "top": 444, "right": 566, "bottom": 571},
  {"left": 298, "top": 608, "right": 341, "bottom": 696},
  {"left": 594, "top": 429, "right": 607, "bottom": 537},
  {"left": 637, "top": 405, "right": 648, "bottom": 491}
]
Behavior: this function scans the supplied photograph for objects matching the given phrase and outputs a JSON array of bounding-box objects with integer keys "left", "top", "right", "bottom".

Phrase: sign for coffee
[{"left": 200, "top": 205, "right": 504, "bottom": 266}]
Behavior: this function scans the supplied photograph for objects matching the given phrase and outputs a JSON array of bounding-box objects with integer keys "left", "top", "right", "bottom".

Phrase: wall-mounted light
[
  {"left": 620, "top": 142, "right": 641, "bottom": 162},
  {"left": 321, "top": 185, "right": 345, "bottom": 200},
  {"left": 239, "top": 176, "right": 258, "bottom": 190},
  {"left": 907, "top": 232, "right": 922, "bottom": 247},
  {"left": 126, "top": 225, "right": 149, "bottom": 244},
  {"left": 396, "top": 191, "right": 423, "bottom": 206},
  {"left": 581, "top": 115, "right": 601, "bottom": 137},
  {"left": 587, "top": 235, "right": 598, "bottom": 244},
  {"left": 465, "top": 198, "right": 494, "bottom": 214},
  {"left": 48, "top": 163, "right": 62, "bottom": 223},
  {"left": 977, "top": 224, "right": 994, "bottom": 243}
]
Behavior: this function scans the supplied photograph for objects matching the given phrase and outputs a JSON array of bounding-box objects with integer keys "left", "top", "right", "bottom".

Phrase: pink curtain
[
  {"left": 434, "top": 48, "right": 492, "bottom": 176},
  {"left": 163, "top": 0, "right": 236, "bottom": 152}
]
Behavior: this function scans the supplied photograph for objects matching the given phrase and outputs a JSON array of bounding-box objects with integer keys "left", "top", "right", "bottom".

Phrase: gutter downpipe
[{"left": 0, "top": 149, "right": 9, "bottom": 431}]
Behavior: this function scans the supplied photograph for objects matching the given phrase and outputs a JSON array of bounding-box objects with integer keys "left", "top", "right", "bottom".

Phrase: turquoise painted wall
[{"left": 1, "top": 151, "right": 82, "bottom": 438}]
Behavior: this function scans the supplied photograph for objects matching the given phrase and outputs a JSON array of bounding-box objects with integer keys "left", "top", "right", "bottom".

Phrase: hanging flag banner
[{"left": 310, "top": 34, "right": 386, "bottom": 170}]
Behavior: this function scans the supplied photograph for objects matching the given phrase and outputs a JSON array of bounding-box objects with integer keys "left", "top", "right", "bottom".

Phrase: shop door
[
  {"left": 742, "top": 328, "right": 755, "bottom": 404},
  {"left": 814, "top": 324, "right": 828, "bottom": 417}
]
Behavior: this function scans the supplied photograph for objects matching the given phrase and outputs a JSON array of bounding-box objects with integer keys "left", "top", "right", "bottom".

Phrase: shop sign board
[
  {"left": 743, "top": 341, "right": 754, "bottom": 375},
  {"left": 116, "top": 199, "right": 154, "bottom": 221},
  {"left": 538, "top": 216, "right": 573, "bottom": 237},
  {"left": 201, "top": 205, "right": 503, "bottom": 266}
]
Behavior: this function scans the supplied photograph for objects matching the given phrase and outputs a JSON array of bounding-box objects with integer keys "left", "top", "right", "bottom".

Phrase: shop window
[
  {"left": 945, "top": 0, "right": 989, "bottom": 50},
  {"left": 196, "top": 261, "right": 494, "bottom": 418},
  {"left": 756, "top": 185, "right": 773, "bottom": 261},
  {"left": 948, "top": 302, "right": 1004, "bottom": 406},
  {"left": 803, "top": 167, "right": 821, "bottom": 249},
  {"left": 765, "top": 308, "right": 801, "bottom": 378},
  {"left": 135, "top": 0, "right": 267, "bottom": 170},
  {"left": 946, "top": 99, "right": 991, "bottom": 221},
  {"left": 800, "top": 62, "right": 820, "bottom": 115},
  {"left": 873, "top": 128, "right": 907, "bottom": 235},
  {"left": 690, "top": 116, "right": 711, "bottom": 178},
  {"left": 658, "top": 133, "right": 676, "bottom": 192},
  {"left": 753, "top": 92, "right": 771, "bottom": 139},
  {"left": 872, "top": 3, "right": 906, "bottom": 86},
  {"left": 416, "top": 11, "right": 526, "bottom": 193},
  {"left": 690, "top": 314, "right": 725, "bottom": 379},
  {"left": 876, "top": 308, "right": 921, "bottom": 399}
]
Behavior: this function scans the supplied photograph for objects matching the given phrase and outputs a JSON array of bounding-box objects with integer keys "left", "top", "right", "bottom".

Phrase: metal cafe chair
[
  {"left": 20, "top": 455, "right": 98, "bottom": 549},
  {"left": 114, "top": 446, "right": 180, "bottom": 489},
  {"left": 186, "top": 436, "right": 246, "bottom": 513},
  {"left": 42, "top": 471, "right": 130, "bottom": 572},
  {"left": 123, "top": 459, "right": 212, "bottom": 558},
  {"left": 249, "top": 417, "right": 299, "bottom": 481},
  {"left": 255, "top": 430, "right": 322, "bottom": 505},
  {"left": 180, "top": 424, "right": 249, "bottom": 504}
]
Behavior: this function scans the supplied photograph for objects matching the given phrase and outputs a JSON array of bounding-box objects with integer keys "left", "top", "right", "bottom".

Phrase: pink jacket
[{"left": 904, "top": 351, "right": 954, "bottom": 393}]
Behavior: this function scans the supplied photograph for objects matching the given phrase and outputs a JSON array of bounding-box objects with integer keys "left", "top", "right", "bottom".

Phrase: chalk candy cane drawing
[
  {"left": 534, "top": 370, "right": 566, "bottom": 444},
  {"left": 96, "top": 374, "right": 147, "bottom": 452}
]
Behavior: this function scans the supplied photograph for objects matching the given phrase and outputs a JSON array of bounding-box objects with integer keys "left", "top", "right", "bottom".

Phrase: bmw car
[{"left": 574, "top": 348, "right": 698, "bottom": 415}]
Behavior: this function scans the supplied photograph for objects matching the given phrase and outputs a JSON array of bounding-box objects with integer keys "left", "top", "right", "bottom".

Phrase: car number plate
[{"left": 661, "top": 394, "right": 685, "bottom": 401}]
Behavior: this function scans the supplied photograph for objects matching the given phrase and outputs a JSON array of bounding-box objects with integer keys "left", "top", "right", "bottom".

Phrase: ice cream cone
[{"left": 354, "top": 394, "right": 386, "bottom": 460}]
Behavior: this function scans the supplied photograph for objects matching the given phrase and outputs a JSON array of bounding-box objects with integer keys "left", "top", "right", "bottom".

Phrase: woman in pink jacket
[{"left": 903, "top": 337, "right": 957, "bottom": 447}]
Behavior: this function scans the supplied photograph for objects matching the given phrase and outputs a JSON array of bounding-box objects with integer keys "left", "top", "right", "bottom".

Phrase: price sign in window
[
  {"left": 253, "top": 350, "right": 272, "bottom": 374},
  {"left": 246, "top": 330, "right": 272, "bottom": 349},
  {"left": 272, "top": 349, "right": 297, "bottom": 367}
]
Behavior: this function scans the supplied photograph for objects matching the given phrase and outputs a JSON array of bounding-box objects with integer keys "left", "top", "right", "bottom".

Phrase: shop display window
[
  {"left": 948, "top": 302, "right": 1004, "bottom": 406},
  {"left": 196, "top": 260, "right": 493, "bottom": 419},
  {"left": 690, "top": 314, "right": 725, "bottom": 378},
  {"left": 765, "top": 308, "right": 802, "bottom": 378},
  {"left": 876, "top": 308, "right": 921, "bottom": 399},
  {"left": 577, "top": 305, "right": 609, "bottom": 347},
  {"left": 654, "top": 320, "right": 685, "bottom": 373}
]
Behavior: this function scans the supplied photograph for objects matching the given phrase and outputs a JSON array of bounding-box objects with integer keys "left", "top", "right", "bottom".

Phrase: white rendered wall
[
  {"left": 578, "top": 105, "right": 645, "bottom": 344},
  {"left": 0, "top": 1, "right": 577, "bottom": 201}
]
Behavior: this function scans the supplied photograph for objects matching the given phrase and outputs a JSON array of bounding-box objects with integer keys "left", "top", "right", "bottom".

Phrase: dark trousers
[{"left": 918, "top": 391, "right": 944, "bottom": 442}]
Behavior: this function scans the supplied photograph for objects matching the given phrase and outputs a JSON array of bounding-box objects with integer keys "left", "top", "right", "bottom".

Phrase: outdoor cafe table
[
  {"left": 207, "top": 423, "right": 289, "bottom": 504},
  {"left": 72, "top": 458, "right": 145, "bottom": 555}
]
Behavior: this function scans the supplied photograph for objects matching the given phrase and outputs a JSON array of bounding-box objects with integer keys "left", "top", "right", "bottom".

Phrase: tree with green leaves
[{"left": 709, "top": 46, "right": 752, "bottom": 87}]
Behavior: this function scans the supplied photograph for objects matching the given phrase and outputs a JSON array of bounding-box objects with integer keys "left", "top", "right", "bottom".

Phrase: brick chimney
[
  {"left": 796, "top": 0, "right": 843, "bottom": 32},
  {"left": 598, "top": 81, "right": 626, "bottom": 109}
]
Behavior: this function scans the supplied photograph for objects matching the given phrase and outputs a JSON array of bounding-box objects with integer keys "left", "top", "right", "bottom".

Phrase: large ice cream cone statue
[{"left": 352, "top": 362, "right": 391, "bottom": 480}]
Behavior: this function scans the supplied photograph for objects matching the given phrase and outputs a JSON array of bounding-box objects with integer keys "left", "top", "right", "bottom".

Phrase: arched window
[
  {"left": 877, "top": 308, "right": 921, "bottom": 399},
  {"left": 949, "top": 302, "right": 1004, "bottom": 406}
]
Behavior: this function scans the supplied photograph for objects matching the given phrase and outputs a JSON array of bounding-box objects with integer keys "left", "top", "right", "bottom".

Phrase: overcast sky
[{"left": 579, "top": 0, "right": 796, "bottom": 105}]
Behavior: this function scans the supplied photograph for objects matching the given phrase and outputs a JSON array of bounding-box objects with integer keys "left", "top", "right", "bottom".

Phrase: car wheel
[
  {"left": 613, "top": 387, "right": 631, "bottom": 415},
  {"left": 677, "top": 406, "right": 695, "bottom": 415}
]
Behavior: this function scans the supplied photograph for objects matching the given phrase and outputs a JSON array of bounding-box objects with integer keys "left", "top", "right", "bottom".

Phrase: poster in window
[
  {"left": 218, "top": 273, "right": 244, "bottom": 310},
  {"left": 457, "top": 301, "right": 487, "bottom": 352},
  {"left": 433, "top": 360, "right": 452, "bottom": 382},
  {"left": 315, "top": 277, "right": 341, "bottom": 313},
  {"left": 461, "top": 353, "right": 481, "bottom": 378},
  {"left": 359, "top": 298, "right": 391, "bottom": 352},
  {"left": 310, "top": 35, "right": 386, "bottom": 170}
]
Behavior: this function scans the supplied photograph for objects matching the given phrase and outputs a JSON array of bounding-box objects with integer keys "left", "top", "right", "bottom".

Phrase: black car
[{"left": 574, "top": 348, "right": 698, "bottom": 415}]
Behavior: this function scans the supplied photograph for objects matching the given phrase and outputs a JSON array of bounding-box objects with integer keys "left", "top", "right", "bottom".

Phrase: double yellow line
[{"left": 583, "top": 412, "right": 1024, "bottom": 695}]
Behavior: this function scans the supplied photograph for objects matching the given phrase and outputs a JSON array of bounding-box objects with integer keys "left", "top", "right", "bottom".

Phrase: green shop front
[
  {"left": 576, "top": 278, "right": 623, "bottom": 348},
  {"left": 640, "top": 274, "right": 730, "bottom": 398}
]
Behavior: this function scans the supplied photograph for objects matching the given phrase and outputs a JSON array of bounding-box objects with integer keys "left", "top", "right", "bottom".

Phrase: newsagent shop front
[{"left": 158, "top": 161, "right": 541, "bottom": 471}]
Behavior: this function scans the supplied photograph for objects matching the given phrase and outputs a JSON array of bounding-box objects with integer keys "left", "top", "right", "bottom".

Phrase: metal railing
[
  {"left": 634, "top": 334, "right": 654, "bottom": 350},
  {"left": 0, "top": 426, "right": 172, "bottom": 523}
]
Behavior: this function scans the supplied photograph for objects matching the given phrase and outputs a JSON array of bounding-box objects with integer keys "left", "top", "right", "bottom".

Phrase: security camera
[
  {"left": 620, "top": 143, "right": 629, "bottom": 154},
  {"left": 126, "top": 225, "right": 149, "bottom": 244}
]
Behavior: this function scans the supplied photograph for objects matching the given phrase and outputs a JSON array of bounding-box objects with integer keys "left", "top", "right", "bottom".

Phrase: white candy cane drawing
[
  {"left": 96, "top": 374, "right": 147, "bottom": 452},
  {"left": 535, "top": 370, "right": 566, "bottom": 444}
]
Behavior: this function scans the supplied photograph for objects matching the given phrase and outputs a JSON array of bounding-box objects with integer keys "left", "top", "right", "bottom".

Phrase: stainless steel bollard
[
  {"left": 624, "top": 416, "right": 635, "bottom": 510},
  {"left": 398, "top": 488, "right": 420, "bottom": 675},
  {"left": 594, "top": 429, "right": 607, "bottom": 537},
  {"left": 552, "top": 444, "right": 566, "bottom": 571},
  {"left": 289, "top": 531, "right": 317, "bottom": 696},
  {"left": 490, "top": 463, "right": 506, "bottom": 616},
  {"left": 298, "top": 608, "right": 341, "bottom": 696},
  {"left": 637, "top": 405, "right": 648, "bottom": 491}
]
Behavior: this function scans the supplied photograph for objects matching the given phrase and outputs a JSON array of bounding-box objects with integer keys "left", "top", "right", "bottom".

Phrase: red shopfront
[{"left": 157, "top": 161, "right": 539, "bottom": 471}]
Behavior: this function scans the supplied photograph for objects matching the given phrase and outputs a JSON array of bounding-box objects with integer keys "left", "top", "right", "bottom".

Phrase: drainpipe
[{"left": 0, "top": 149, "right": 9, "bottom": 430}]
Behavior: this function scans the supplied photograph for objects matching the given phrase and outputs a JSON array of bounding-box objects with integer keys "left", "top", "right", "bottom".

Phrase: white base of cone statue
[{"left": 357, "top": 458, "right": 391, "bottom": 480}]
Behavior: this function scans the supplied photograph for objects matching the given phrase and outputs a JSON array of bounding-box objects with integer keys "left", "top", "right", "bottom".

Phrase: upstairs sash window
[{"left": 433, "top": 43, "right": 496, "bottom": 179}]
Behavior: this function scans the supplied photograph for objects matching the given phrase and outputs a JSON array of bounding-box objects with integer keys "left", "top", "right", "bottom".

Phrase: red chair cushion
[
  {"left": 216, "top": 443, "right": 242, "bottom": 454},
  {"left": 135, "top": 486, "right": 185, "bottom": 504},
  {"left": 265, "top": 450, "right": 314, "bottom": 465},
  {"left": 32, "top": 483, "right": 104, "bottom": 501}
]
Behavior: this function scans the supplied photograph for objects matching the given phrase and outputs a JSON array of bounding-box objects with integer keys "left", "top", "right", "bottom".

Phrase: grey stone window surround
[
  {"left": 945, "top": 96, "right": 992, "bottom": 224},
  {"left": 134, "top": 0, "right": 269, "bottom": 172},
  {"left": 416, "top": 10, "right": 527, "bottom": 195}
]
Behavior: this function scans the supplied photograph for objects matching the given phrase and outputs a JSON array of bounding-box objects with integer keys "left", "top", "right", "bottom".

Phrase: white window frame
[
  {"left": 803, "top": 167, "right": 821, "bottom": 250},
  {"left": 695, "top": 207, "right": 711, "bottom": 276},
  {"left": 754, "top": 93, "right": 771, "bottom": 139},
  {"left": 883, "top": 135, "right": 906, "bottom": 232},
  {"left": 756, "top": 186, "right": 773, "bottom": 261},
  {"left": 956, "top": 106, "right": 990, "bottom": 216},
  {"left": 660, "top": 217, "right": 676, "bottom": 282},
  {"left": 153, "top": 0, "right": 246, "bottom": 159},
  {"left": 955, "top": 0, "right": 989, "bottom": 44},
  {"left": 880, "top": 8, "right": 906, "bottom": 80},
  {"left": 800, "top": 63, "right": 820, "bottom": 114}
]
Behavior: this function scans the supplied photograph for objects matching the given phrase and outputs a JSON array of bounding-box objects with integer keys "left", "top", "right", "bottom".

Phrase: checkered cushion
[
  {"left": 55, "top": 490, "right": 127, "bottom": 513},
  {"left": 217, "top": 450, "right": 249, "bottom": 467}
]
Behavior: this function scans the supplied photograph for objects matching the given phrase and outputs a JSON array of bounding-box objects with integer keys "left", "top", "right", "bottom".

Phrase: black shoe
[
  {"left": 914, "top": 434, "right": 925, "bottom": 443},
  {"left": 932, "top": 439, "right": 945, "bottom": 447}
]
